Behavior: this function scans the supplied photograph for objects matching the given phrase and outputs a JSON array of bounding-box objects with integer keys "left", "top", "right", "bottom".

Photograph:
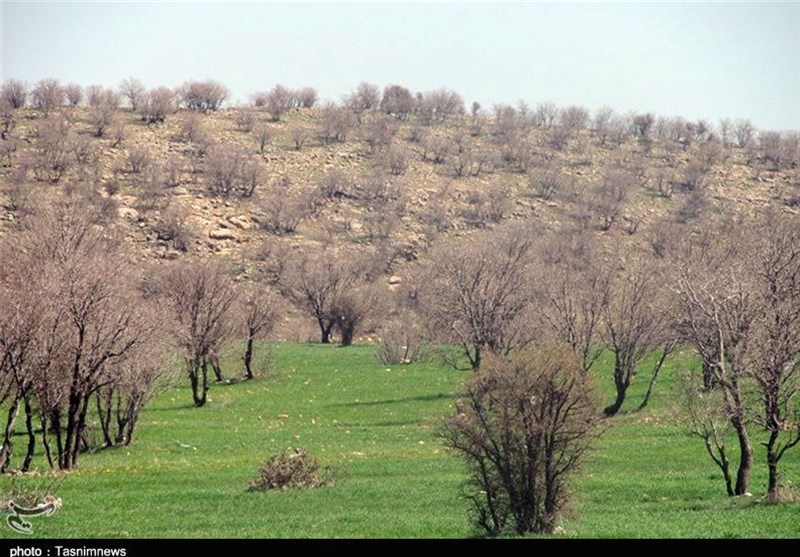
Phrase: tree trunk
[
  {"left": 731, "top": 414, "right": 752, "bottom": 495},
  {"left": 319, "top": 318, "right": 334, "bottom": 344},
  {"left": 340, "top": 323, "right": 355, "bottom": 347},
  {"left": 766, "top": 430, "right": 780, "bottom": 502},
  {"left": 0, "top": 395, "right": 20, "bottom": 473},
  {"left": 604, "top": 364, "right": 629, "bottom": 416},
  {"left": 96, "top": 389, "right": 114, "bottom": 447},
  {"left": 243, "top": 335, "right": 255, "bottom": 380},
  {"left": 41, "top": 415, "right": 54, "bottom": 469},
  {"left": 636, "top": 346, "right": 672, "bottom": 411},
  {"left": 21, "top": 395, "right": 35, "bottom": 473},
  {"left": 188, "top": 357, "right": 207, "bottom": 407}
]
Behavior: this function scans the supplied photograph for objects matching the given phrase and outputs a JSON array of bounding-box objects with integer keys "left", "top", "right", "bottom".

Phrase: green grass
[{"left": 2, "top": 344, "right": 798, "bottom": 538}]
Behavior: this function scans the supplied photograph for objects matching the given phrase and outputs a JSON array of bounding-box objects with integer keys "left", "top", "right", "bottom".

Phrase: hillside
[{"left": 0, "top": 86, "right": 798, "bottom": 342}]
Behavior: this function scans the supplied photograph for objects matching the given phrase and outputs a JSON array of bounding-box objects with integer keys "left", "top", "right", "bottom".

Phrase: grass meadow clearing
[{"left": 2, "top": 343, "right": 798, "bottom": 539}]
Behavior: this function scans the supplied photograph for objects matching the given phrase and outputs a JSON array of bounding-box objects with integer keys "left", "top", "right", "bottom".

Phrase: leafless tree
[
  {"left": 88, "top": 91, "right": 120, "bottom": 137},
  {"left": 1, "top": 79, "right": 28, "bottom": 109},
  {"left": 262, "top": 84, "right": 295, "bottom": 122},
  {"left": 318, "top": 104, "right": 355, "bottom": 143},
  {"left": 420, "top": 226, "right": 535, "bottom": 369},
  {"left": 672, "top": 225, "right": 755, "bottom": 495},
  {"left": 441, "top": 348, "right": 599, "bottom": 535},
  {"left": 138, "top": 87, "right": 176, "bottom": 124},
  {"left": 733, "top": 119, "right": 756, "bottom": 148},
  {"left": 559, "top": 105, "right": 589, "bottom": 131},
  {"left": 156, "top": 261, "right": 238, "bottom": 406},
  {"left": 533, "top": 100, "right": 558, "bottom": 128},
  {"left": 258, "top": 185, "right": 308, "bottom": 236},
  {"left": 601, "top": 257, "right": 675, "bottom": 415},
  {"left": 534, "top": 233, "right": 610, "bottom": 373},
  {"left": 253, "top": 123, "right": 275, "bottom": 155},
  {"left": 29, "top": 117, "right": 74, "bottom": 183},
  {"left": 234, "top": 108, "right": 258, "bottom": 133},
  {"left": 380, "top": 84, "right": 415, "bottom": 120},
  {"left": 118, "top": 78, "right": 146, "bottom": 112},
  {"left": 63, "top": 84, "right": 83, "bottom": 107},
  {"left": 344, "top": 82, "right": 381, "bottom": 123},
  {"left": 31, "top": 78, "right": 64, "bottom": 116},
  {"left": 295, "top": 86, "right": 318, "bottom": 108},
  {"left": 289, "top": 123, "right": 312, "bottom": 151},
  {"left": 280, "top": 249, "right": 361, "bottom": 344},
  {"left": 747, "top": 214, "right": 800, "bottom": 501},
  {"left": 205, "top": 143, "right": 263, "bottom": 198},
  {"left": 238, "top": 285, "right": 281, "bottom": 380},
  {"left": 179, "top": 80, "right": 228, "bottom": 113},
  {"left": 417, "top": 88, "right": 465, "bottom": 125},
  {"left": 363, "top": 115, "right": 397, "bottom": 154}
]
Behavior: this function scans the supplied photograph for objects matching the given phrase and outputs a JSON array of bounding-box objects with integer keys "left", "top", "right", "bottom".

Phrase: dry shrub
[
  {"left": 441, "top": 349, "right": 599, "bottom": 536},
  {"left": 248, "top": 448, "right": 332, "bottom": 491},
  {"left": 374, "top": 318, "right": 426, "bottom": 365}
]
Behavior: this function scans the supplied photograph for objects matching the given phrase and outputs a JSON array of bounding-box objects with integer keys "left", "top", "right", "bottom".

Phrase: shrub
[
  {"left": 375, "top": 319, "right": 426, "bottom": 365},
  {"left": 441, "top": 349, "right": 599, "bottom": 536},
  {"left": 248, "top": 448, "right": 331, "bottom": 491}
]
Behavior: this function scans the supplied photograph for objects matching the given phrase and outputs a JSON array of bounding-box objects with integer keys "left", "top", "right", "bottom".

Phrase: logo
[{"left": 2, "top": 495, "right": 62, "bottom": 535}]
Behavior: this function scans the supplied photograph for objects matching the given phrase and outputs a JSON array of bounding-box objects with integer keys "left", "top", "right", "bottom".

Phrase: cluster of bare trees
[
  {"left": 424, "top": 211, "right": 800, "bottom": 506},
  {"left": 0, "top": 200, "right": 165, "bottom": 471},
  {"left": 672, "top": 213, "right": 800, "bottom": 501}
]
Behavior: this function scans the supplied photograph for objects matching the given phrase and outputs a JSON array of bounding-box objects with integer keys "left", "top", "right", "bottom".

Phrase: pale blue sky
[{"left": 1, "top": 1, "right": 798, "bottom": 130}]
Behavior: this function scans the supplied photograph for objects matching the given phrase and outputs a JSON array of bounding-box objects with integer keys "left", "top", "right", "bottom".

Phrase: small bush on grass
[
  {"left": 441, "top": 348, "right": 600, "bottom": 536},
  {"left": 248, "top": 448, "right": 332, "bottom": 491}
]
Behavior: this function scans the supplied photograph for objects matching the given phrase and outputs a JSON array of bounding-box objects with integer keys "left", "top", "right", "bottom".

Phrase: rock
[
  {"left": 173, "top": 186, "right": 189, "bottom": 196},
  {"left": 388, "top": 275, "right": 402, "bottom": 285},
  {"left": 209, "top": 229, "right": 237, "bottom": 241},
  {"left": 119, "top": 207, "right": 139, "bottom": 220},
  {"left": 228, "top": 216, "right": 249, "bottom": 230}
]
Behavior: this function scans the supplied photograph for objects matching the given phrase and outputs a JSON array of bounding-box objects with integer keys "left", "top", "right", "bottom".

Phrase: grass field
[{"left": 2, "top": 343, "right": 798, "bottom": 539}]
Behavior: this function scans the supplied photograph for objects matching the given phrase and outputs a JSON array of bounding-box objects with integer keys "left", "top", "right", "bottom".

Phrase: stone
[
  {"left": 228, "top": 216, "right": 249, "bottom": 230},
  {"left": 209, "top": 229, "right": 237, "bottom": 241}
]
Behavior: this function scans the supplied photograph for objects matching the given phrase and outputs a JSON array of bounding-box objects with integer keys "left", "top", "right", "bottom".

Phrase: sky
[{"left": 1, "top": 1, "right": 798, "bottom": 131}]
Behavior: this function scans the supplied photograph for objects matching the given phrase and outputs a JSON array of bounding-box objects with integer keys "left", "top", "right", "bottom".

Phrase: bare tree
[
  {"left": 118, "top": 78, "right": 146, "bottom": 112},
  {"left": 295, "top": 86, "right": 318, "bottom": 108},
  {"left": 253, "top": 123, "right": 275, "bottom": 155},
  {"left": 138, "top": 87, "right": 176, "bottom": 124},
  {"left": 420, "top": 226, "right": 535, "bottom": 369},
  {"left": 205, "top": 143, "right": 263, "bottom": 198},
  {"left": 534, "top": 233, "right": 610, "bottom": 373},
  {"left": 233, "top": 108, "right": 258, "bottom": 133},
  {"left": 417, "top": 88, "right": 465, "bottom": 125},
  {"left": 238, "top": 285, "right": 281, "bottom": 380},
  {"left": 156, "top": 261, "right": 238, "bottom": 407},
  {"left": 262, "top": 84, "right": 295, "bottom": 122},
  {"left": 63, "top": 84, "right": 83, "bottom": 107},
  {"left": 280, "top": 249, "right": 361, "bottom": 344},
  {"left": 380, "top": 84, "right": 415, "bottom": 120},
  {"left": 179, "top": 80, "right": 228, "bottom": 113},
  {"left": 601, "top": 257, "right": 675, "bottom": 415},
  {"left": 747, "top": 214, "right": 800, "bottom": 501},
  {"left": 344, "top": 81, "right": 381, "bottom": 123},
  {"left": 318, "top": 104, "right": 355, "bottom": 143},
  {"left": 441, "top": 348, "right": 599, "bottom": 535},
  {"left": 1, "top": 79, "right": 28, "bottom": 109},
  {"left": 672, "top": 225, "right": 755, "bottom": 495},
  {"left": 289, "top": 123, "right": 312, "bottom": 151},
  {"left": 733, "top": 119, "right": 756, "bottom": 148},
  {"left": 31, "top": 78, "right": 64, "bottom": 116}
]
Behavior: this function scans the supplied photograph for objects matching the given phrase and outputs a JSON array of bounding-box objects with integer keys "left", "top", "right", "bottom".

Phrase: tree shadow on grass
[{"left": 326, "top": 393, "right": 451, "bottom": 408}]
